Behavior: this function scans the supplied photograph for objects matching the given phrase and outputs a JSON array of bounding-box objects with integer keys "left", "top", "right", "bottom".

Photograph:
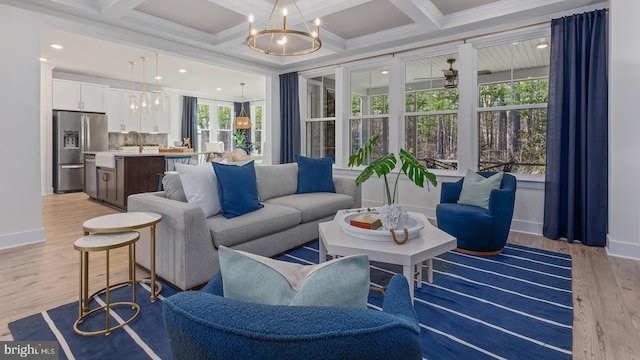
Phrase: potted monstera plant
[{"left": 348, "top": 134, "right": 437, "bottom": 235}]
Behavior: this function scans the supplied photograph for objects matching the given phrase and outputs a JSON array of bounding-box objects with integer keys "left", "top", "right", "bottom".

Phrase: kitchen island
[{"left": 84, "top": 151, "right": 165, "bottom": 209}]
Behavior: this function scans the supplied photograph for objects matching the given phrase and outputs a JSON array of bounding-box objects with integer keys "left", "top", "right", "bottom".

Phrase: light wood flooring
[{"left": 1, "top": 193, "right": 639, "bottom": 359}]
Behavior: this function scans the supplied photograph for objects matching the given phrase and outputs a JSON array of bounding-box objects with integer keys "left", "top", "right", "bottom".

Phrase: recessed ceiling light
[
  {"left": 50, "top": 44, "right": 63, "bottom": 50},
  {"left": 381, "top": 69, "right": 389, "bottom": 75},
  {"left": 154, "top": 76, "right": 162, "bottom": 80},
  {"left": 178, "top": 68, "right": 187, "bottom": 73},
  {"left": 216, "top": 88, "right": 222, "bottom": 91},
  {"left": 39, "top": 57, "right": 48, "bottom": 62},
  {"left": 512, "top": 42, "right": 519, "bottom": 45},
  {"left": 536, "top": 38, "right": 548, "bottom": 49}
]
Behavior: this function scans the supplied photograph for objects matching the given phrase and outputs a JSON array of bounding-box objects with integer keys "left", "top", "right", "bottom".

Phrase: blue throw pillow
[
  {"left": 212, "top": 160, "right": 263, "bottom": 219},
  {"left": 295, "top": 154, "right": 336, "bottom": 194},
  {"left": 218, "top": 246, "right": 370, "bottom": 308}
]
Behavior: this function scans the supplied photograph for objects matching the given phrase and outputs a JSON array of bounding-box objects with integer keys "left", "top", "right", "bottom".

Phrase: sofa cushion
[
  {"left": 212, "top": 160, "right": 263, "bottom": 219},
  {"left": 174, "top": 163, "right": 221, "bottom": 217},
  {"left": 255, "top": 163, "right": 298, "bottom": 201},
  {"left": 218, "top": 246, "right": 370, "bottom": 308},
  {"left": 162, "top": 172, "right": 187, "bottom": 202},
  {"left": 266, "top": 193, "right": 353, "bottom": 223},
  {"left": 295, "top": 154, "right": 336, "bottom": 194},
  {"left": 207, "top": 203, "right": 302, "bottom": 248}
]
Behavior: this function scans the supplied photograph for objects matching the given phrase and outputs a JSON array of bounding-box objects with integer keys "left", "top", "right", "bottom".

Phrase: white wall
[
  {"left": 0, "top": 4, "right": 45, "bottom": 249},
  {"left": 607, "top": 1, "right": 640, "bottom": 258}
]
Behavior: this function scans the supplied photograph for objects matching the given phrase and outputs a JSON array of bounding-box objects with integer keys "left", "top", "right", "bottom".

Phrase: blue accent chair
[
  {"left": 163, "top": 273, "right": 422, "bottom": 360},
  {"left": 436, "top": 171, "right": 517, "bottom": 255}
]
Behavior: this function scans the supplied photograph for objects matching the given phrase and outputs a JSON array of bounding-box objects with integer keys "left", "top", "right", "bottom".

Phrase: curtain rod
[
  {"left": 297, "top": 7, "right": 609, "bottom": 74},
  {"left": 196, "top": 97, "right": 266, "bottom": 103}
]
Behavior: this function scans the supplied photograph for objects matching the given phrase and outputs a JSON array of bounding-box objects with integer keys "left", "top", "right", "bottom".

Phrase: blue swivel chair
[
  {"left": 163, "top": 273, "right": 422, "bottom": 360},
  {"left": 436, "top": 171, "right": 517, "bottom": 255}
]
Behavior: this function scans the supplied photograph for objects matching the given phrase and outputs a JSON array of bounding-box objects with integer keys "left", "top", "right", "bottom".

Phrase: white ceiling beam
[
  {"left": 99, "top": 0, "right": 144, "bottom": 20},
  {"left": 444, "top": 0, "right": 566, "bottom": 29},
  {"left": 390, "top": 0, "right": 444, "bottom": 30}
]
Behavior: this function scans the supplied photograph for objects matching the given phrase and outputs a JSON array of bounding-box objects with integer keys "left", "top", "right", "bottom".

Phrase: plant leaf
[
  {"left": 348, "top": 134, "right": 379, "bottom": 168},
  {"left": 354, "top": 153, "right": 397, "bottom": 185},
  {"left": 399, "top": 149, "right": 438, "bottom": 190}
]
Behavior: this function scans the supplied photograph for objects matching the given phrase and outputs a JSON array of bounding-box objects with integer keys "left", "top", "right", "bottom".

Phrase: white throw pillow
[{"left": 174, "top": 163, "right": 221, "bottom": 217}]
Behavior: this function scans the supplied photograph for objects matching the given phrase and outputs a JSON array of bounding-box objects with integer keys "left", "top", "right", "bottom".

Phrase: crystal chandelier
[{"left": 246, "top": 0, "right": 321, "bottom": 56}]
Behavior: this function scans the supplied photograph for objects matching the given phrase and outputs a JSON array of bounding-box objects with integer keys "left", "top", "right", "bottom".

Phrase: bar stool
[{"left": 73, "top": 231, "right": 140, "bottom": 336}]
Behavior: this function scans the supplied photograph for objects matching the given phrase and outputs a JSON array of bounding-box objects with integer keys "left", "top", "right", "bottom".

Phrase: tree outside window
[
  {"left": 404, "top": 54, "right": 459, "bottom": 169},
  {"left": 350, "top": 66, "right": 390, "bottom": 162},
  {"left": 477, "top": 38, "right": 550, "bottom": 174}
]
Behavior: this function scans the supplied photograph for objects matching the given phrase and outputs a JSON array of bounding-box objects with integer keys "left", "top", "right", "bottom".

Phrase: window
[
  {"left": 251, "top": 103, "right": 264, "bottom": 155},
  {"left": 197, "top": 101, "right": 212, "bottom": 151},
  {"left": 350, "top": 66, "right": 389, "bottom": 161},
  {"left": 477, "top": 37, "right": 550, "bottom": 174},
  {"left": 198, "top": 100, "right": 232, "bottom": 152},
  {"left": 404, "top": 54, "right": 459, "bottom": 169},
  {"left": 305, "top": 75, "right": 335, "bottom": 158},
  {"left": 216, "top": 104, "right": 233, "bottom": 151}
]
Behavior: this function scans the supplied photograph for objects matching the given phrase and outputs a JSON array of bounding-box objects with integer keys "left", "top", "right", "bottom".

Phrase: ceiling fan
[{"left": 443, "top": 58, "right": 458, "bottom": 89}]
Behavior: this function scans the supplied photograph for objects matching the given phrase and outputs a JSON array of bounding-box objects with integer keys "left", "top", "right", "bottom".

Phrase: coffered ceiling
[{"left": 7, "top": 0, "right": 604, "bottom": 97}]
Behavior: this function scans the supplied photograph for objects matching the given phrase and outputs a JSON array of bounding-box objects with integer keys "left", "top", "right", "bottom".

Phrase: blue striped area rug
[
  {"left": 9, "top": 281, "right": 178, "bottom": 360},
  {"left": 10, "top": 242, "right": 572, "bottom": 360},
  {"left": 276, "top": 242, "right": 573, "bottom": 360}
]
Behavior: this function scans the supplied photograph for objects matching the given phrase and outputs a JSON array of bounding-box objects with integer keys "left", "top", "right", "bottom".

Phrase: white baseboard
[
  {"left": 606, "top": 234, "right": 640, "bottom": 260},
  {"left": 0, "top": 228, "right": 46, "bottom": 250}
]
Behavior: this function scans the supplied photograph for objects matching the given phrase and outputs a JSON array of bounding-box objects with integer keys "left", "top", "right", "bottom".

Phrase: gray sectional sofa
[{"left": 127, "top": 162, "right": 361, "bottom": 290}]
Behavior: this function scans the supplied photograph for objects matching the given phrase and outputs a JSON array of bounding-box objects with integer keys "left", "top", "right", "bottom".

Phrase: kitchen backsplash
[{"left": 108, "top": 132, "right": 168, "bottom": 150}]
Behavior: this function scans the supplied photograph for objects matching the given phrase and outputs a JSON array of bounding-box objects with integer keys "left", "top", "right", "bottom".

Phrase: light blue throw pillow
[
  {"left": 212, "top": 160, "right": 263, "bottom": 219},
  {"left": 295, "top": 154, "right": 336, "bottom": 194},
  {"left": 458, "top": 170, "right": 504, "bottom": 209},
  {"left": 218, "top": 246, "right": 370, "bottom": 308}
]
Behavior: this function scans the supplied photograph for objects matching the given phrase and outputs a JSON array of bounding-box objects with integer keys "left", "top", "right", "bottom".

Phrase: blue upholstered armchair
[
  {"left": 162, "top": 273, "right": 422, "bottom": 360},
  {"left": 436, "top": 171, "right": 517, "bottom": 255}
]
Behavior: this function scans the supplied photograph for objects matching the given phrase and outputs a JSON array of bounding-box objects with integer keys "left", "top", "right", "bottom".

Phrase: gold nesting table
[
  {"left": 73, "top": 231, "right": 140, "bottom": 336},
  {"left": 82, "top": 212, "right": 163, "bottom": 302}
]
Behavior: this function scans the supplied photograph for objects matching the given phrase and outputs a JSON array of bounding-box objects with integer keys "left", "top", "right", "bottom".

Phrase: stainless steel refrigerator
[{"left": 53, "top": 111, "right": 108, "bottom": 193}]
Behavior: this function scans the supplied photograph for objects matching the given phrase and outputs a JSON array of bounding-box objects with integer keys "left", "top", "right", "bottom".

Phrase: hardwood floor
[{"left": 1, "top": 193, "right": 639, "bottom": 359}]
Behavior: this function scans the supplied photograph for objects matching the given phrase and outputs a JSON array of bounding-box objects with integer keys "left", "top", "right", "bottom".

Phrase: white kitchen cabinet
[
  {"left": 106, "top": 89, "right": 124, "bottom": 132},
  {"left": 53, "top": 79, "right": 107, "bottom": 112},
  {"left": 107, "top": 89, "right": 163, "bottom": 133}
]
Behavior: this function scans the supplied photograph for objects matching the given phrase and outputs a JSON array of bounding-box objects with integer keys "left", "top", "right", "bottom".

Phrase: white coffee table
[{"left": 319, "top": 210, "right": 456, "bottom": 300}]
